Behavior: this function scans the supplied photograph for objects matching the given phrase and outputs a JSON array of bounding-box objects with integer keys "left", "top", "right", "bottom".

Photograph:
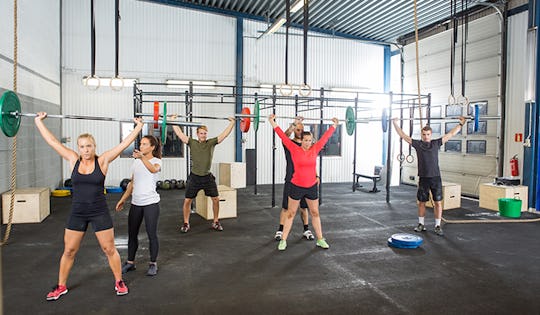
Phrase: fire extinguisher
[{"left": 510, "top": 155, "right": 519, "bottom": 177}]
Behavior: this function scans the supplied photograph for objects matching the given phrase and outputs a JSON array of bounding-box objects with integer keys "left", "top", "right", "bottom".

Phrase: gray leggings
[{"left": 128, "top": 203, "right": 160, "bottom": 263}]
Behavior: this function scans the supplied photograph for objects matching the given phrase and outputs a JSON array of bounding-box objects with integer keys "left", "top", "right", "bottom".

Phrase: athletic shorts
[
  {"left": 417, "top": 176, "right": 443, "bottom": 202},
  {"left": 289, "top": 183, "right": 318, "bottom": 202},
  {"left": 282, "top": 181, "right": 308, "bottom": 210},
  {"left": 66, "top": 212, "right": 114, "bottom": 232},
  {"left": 185, "top": 173, "right": 218, "bottom": 199}
]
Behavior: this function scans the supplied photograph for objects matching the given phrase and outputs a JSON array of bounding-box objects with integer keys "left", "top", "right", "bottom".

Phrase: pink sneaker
[
  {"left": 115, "top": 280, "right": 129, "bottom": 296},
  {"left": 46, "top": 284, "right": 68, "bottom": 301}
]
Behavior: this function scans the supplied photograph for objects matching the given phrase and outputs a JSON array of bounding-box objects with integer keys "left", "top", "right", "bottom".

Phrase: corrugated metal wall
[
  {"left": 400, "top": 14, "right": 504, "bottom": 196},
  {"left": 242, "top": 19, "right": 385, "bottom": 184},
  {"left": 62, "top": 2, "right": 386, "bottom": 186},
  {"left": 0, "top": 0, "right": 61, "bottom": 193},
  {"left": 62, "top": 0, "right": 237, "bottom": 185}
]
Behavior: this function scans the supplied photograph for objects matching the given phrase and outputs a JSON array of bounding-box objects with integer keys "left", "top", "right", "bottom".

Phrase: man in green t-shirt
[{"left": 172, "top": 117, "right": 235, "bottom": 232}]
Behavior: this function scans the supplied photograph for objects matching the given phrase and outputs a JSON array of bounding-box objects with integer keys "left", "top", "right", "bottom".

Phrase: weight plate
[
  {"left": 387, "top": 237, "right": 419, "bottom": 249},
  {"left": 390, "top": 233, "right": 423, "bottom": 247},
  {"left": 240, "top": 107, "right": 251, "bottom": 132},
  {"left": 381, "top": 108, "right": 388, "bottom": 133},
  {"left": 474, "top": 104, "right": 479, "bottom": 132},
  {"left": 345, "top": 106, "right": 355, "bottom": 136},
  {"left": 162, "top": 102, "right": 167, "bottom": 145},
  {"left": 153, "top": 101, "right": 159, "bottom": 129},
  {"left": 254, "top": 101, "right": 260, "bottom": 132},
  {"left": 0, "top": 90, "right": 22, "bottom": 137}
]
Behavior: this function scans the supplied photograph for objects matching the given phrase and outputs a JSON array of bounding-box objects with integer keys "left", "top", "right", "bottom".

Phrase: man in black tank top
[
  {"left": 35, "top": 112, "right": 144, "bottom": 301},
  {"left": 392, "top": 116, "right": 465, "bottom": 236}
]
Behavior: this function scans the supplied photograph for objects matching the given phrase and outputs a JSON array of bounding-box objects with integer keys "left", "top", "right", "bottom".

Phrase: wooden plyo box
[
  {"left": 426, "top": 182, "right": 461, "bottom": 210},
  {"left": 479, "top": 183, "right": 528, "bottom": 212},
  {"left": 2, "top": 187, "right": 50, "bottom": 223},
  {"left": 219, "top": 162, "right": 246, "bottom": 189},
  {"left": 196, "top": 185, "right": 237, "bottom": 220}
]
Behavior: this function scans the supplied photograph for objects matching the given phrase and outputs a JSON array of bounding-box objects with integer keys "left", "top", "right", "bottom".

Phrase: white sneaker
[
  {"left": 274, "top": 231, "right": 283, "bottom": 241},
  {"left": 303, "top": 230, "right": 315, "bottom": 240}
]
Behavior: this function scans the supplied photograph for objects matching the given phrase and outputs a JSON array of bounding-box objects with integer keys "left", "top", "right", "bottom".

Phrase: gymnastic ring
[
  {"left": 456, "top": 95, "right": 469, "bottom": 107},
  {"left": 447, "top": 94, "right": 456, "bottom": 106},
  {"left": 397, "top": 153, "right": 405, "bottom": 163},
  {"left": 298, "top": 83, "right": 312, "bottom": 97},
  {"left": 406, "top": 155, "right": 415, "bottom": 163},
  {"left": 279, "top": 84, "right": 293, "bottom": 96}
]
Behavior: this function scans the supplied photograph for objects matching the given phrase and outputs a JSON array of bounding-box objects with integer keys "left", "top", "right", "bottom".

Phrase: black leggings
[{"left": 128, "top": 203, "right": 160, "bottom": 263}]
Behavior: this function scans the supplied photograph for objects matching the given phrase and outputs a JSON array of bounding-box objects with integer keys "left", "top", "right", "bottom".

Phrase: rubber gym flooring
[{"left": 2, "top": 183, "right": 540, "bottom": 315}]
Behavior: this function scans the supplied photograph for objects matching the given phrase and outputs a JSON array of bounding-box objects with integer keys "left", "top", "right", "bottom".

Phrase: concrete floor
[{"left": 2, "top": 183, "right": 540, "bottom": 315}]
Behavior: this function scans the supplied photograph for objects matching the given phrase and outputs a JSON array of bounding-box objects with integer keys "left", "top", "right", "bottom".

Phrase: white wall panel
[
  {"left": 401, "top": 14, "right": 502, "bottom": 196},
  {"left": 0, "top": 0, "right": 61, "bottom": 193},
  {"left": 243, "top": 19, "right": 386, "bottom": 185},
  {"left": 505, "top": 12, "right": 528, "bottom": 176},
  {"left": 62, "top": 0, "right": 237, "bottom": 185}
]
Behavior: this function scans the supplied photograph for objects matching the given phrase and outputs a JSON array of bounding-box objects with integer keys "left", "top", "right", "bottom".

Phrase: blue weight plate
[
  {"left": 387, "top": 238, "right": 419, "bottom": 249},
  {"left": 390, "top": 233, "right": 423, "bottom": 247},
  {"left": 106, "top": 186, "right": 123, "bottom": 193}
]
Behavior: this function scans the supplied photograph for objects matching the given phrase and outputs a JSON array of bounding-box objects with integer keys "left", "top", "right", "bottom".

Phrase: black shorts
[
  {"left": 289, "top": 183, "right": 318, "bottom": 202},
  {"left": 417, "top": 176, "right": 443, "bottom": 202},
  {"left": 282, "top": 181, "right": 308, "bottom": 210},
  {"left": 185, "top": 173, "right": 218, "bottom": 199},
  {"left": 66, "top": 212, "right": 114, "bottom": 232}
]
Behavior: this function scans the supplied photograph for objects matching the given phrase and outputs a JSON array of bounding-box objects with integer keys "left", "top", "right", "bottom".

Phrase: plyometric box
[
  {"left": 479, "top": 183, "right": 528, "bottom": 212},
  {"left": 426, "top": 182, "right": 461, "bottom": 210},
  {"left": 2, "top": 187, "right": 50, "bottom": 223},
  {"left": 219, "top": 162, "right": 246, "bottom": 189},
  {"left": 195, "top": 185, "right": 237, "bottom": 220}
]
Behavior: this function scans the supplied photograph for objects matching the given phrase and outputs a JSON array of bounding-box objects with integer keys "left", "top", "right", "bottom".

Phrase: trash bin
[{"left": 498, "top": 198, "right": 522, "bottom": 218}]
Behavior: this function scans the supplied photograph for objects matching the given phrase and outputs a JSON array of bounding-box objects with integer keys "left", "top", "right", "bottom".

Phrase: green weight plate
[
  {"left": 345, "top": 106, "right": 355, "bottom": 136},
  {"left": 254, "top": 100, "right": 260, "bottom": 132},
  {"left": 161, "top": 102, "right": 167, "bottom": 145},
  {"left": 0, "top": 90, "right": 21, "bottom": 137}
]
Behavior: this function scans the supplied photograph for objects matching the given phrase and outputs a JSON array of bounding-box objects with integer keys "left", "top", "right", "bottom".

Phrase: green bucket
[{"left": 498, "top": 198, "right": 522, "bottom": 218}]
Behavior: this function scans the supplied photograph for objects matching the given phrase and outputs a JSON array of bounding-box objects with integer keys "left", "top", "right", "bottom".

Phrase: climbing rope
[{"left": 2, "top": 0, "right": 18, "bottom": 246}]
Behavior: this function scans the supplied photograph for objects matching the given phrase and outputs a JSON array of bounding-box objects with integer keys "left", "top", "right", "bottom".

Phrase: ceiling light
[
  {"left": 166, "top": 80, "right": 216, "bottom": 89},
  {"left": 290, "top": 0, "right": 305, "bottom": 13}
]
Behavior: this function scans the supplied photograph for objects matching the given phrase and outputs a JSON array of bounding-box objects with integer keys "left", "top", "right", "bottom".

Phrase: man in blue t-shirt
[{"left": 392, "top": 116, "right": 466, "bottom": 236}]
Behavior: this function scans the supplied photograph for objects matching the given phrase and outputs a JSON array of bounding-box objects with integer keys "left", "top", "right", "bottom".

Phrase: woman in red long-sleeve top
[{"left": 268, "top": 114, "right": 339, "bottom": 251}]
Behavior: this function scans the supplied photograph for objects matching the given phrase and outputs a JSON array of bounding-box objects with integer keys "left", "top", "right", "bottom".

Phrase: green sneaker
[
  {"left": 278, "top": 240, "right": 287, "bottom": 251},
  {"left": 316, "top": 238, "right": 330, "bottom": 249}
]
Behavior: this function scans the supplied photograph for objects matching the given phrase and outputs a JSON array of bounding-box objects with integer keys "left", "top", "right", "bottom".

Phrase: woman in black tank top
[{"left": 35, "top": 112, "right": 144, "bottom": 301}]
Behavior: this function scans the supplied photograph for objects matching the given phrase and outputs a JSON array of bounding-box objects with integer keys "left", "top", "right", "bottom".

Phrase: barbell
[{"left": 0, "top": 91, "right": 201, "bottom": 145}]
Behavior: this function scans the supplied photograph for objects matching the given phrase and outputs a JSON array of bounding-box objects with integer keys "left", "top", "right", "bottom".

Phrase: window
[
  {"left": 445, "top": 122, "right": 462, "bottom": 135},
  {"left": 445, "top": 140, "right": 462, "bottom": 153},
  {"left": 446, "top": 104, "right": 462, "bottom": 117},
  {"left": 120, "top": 123, "right": 183, "bottom": 158},
  {"left": 468, "top": 101, "right": 488, "bottom": 116},
  {"left": 466, "top": 140, "right": 487, "bottom": 154},
  {"left": 305, "top": 124, "right": 342, "bottom": 156},
  {"left": 467, "top": 120, "right": 487, "bottom": 134}
]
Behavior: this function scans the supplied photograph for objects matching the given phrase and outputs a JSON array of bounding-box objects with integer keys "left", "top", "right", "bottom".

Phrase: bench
[{"left": 353, "top": 166, "right": 383, "bottom": 193}]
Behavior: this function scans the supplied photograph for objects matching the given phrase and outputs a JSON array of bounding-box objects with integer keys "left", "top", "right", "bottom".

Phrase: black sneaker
[
  {"left": 414, "top": 223, "right": 426, "bottom": 232},
  {"left": 434, "top": 225, "right": 444, "bottom": 236},
  {"left": 146, "top": 263, "right": 158, "bottom": 276},
  {"left": 121, "top": 262, "right": 136, "bottom": 274}
]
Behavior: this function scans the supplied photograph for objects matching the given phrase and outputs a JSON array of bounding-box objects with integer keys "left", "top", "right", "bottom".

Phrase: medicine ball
[{"left": 120, "top": 178, "right": 131, "bottom": 191}]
